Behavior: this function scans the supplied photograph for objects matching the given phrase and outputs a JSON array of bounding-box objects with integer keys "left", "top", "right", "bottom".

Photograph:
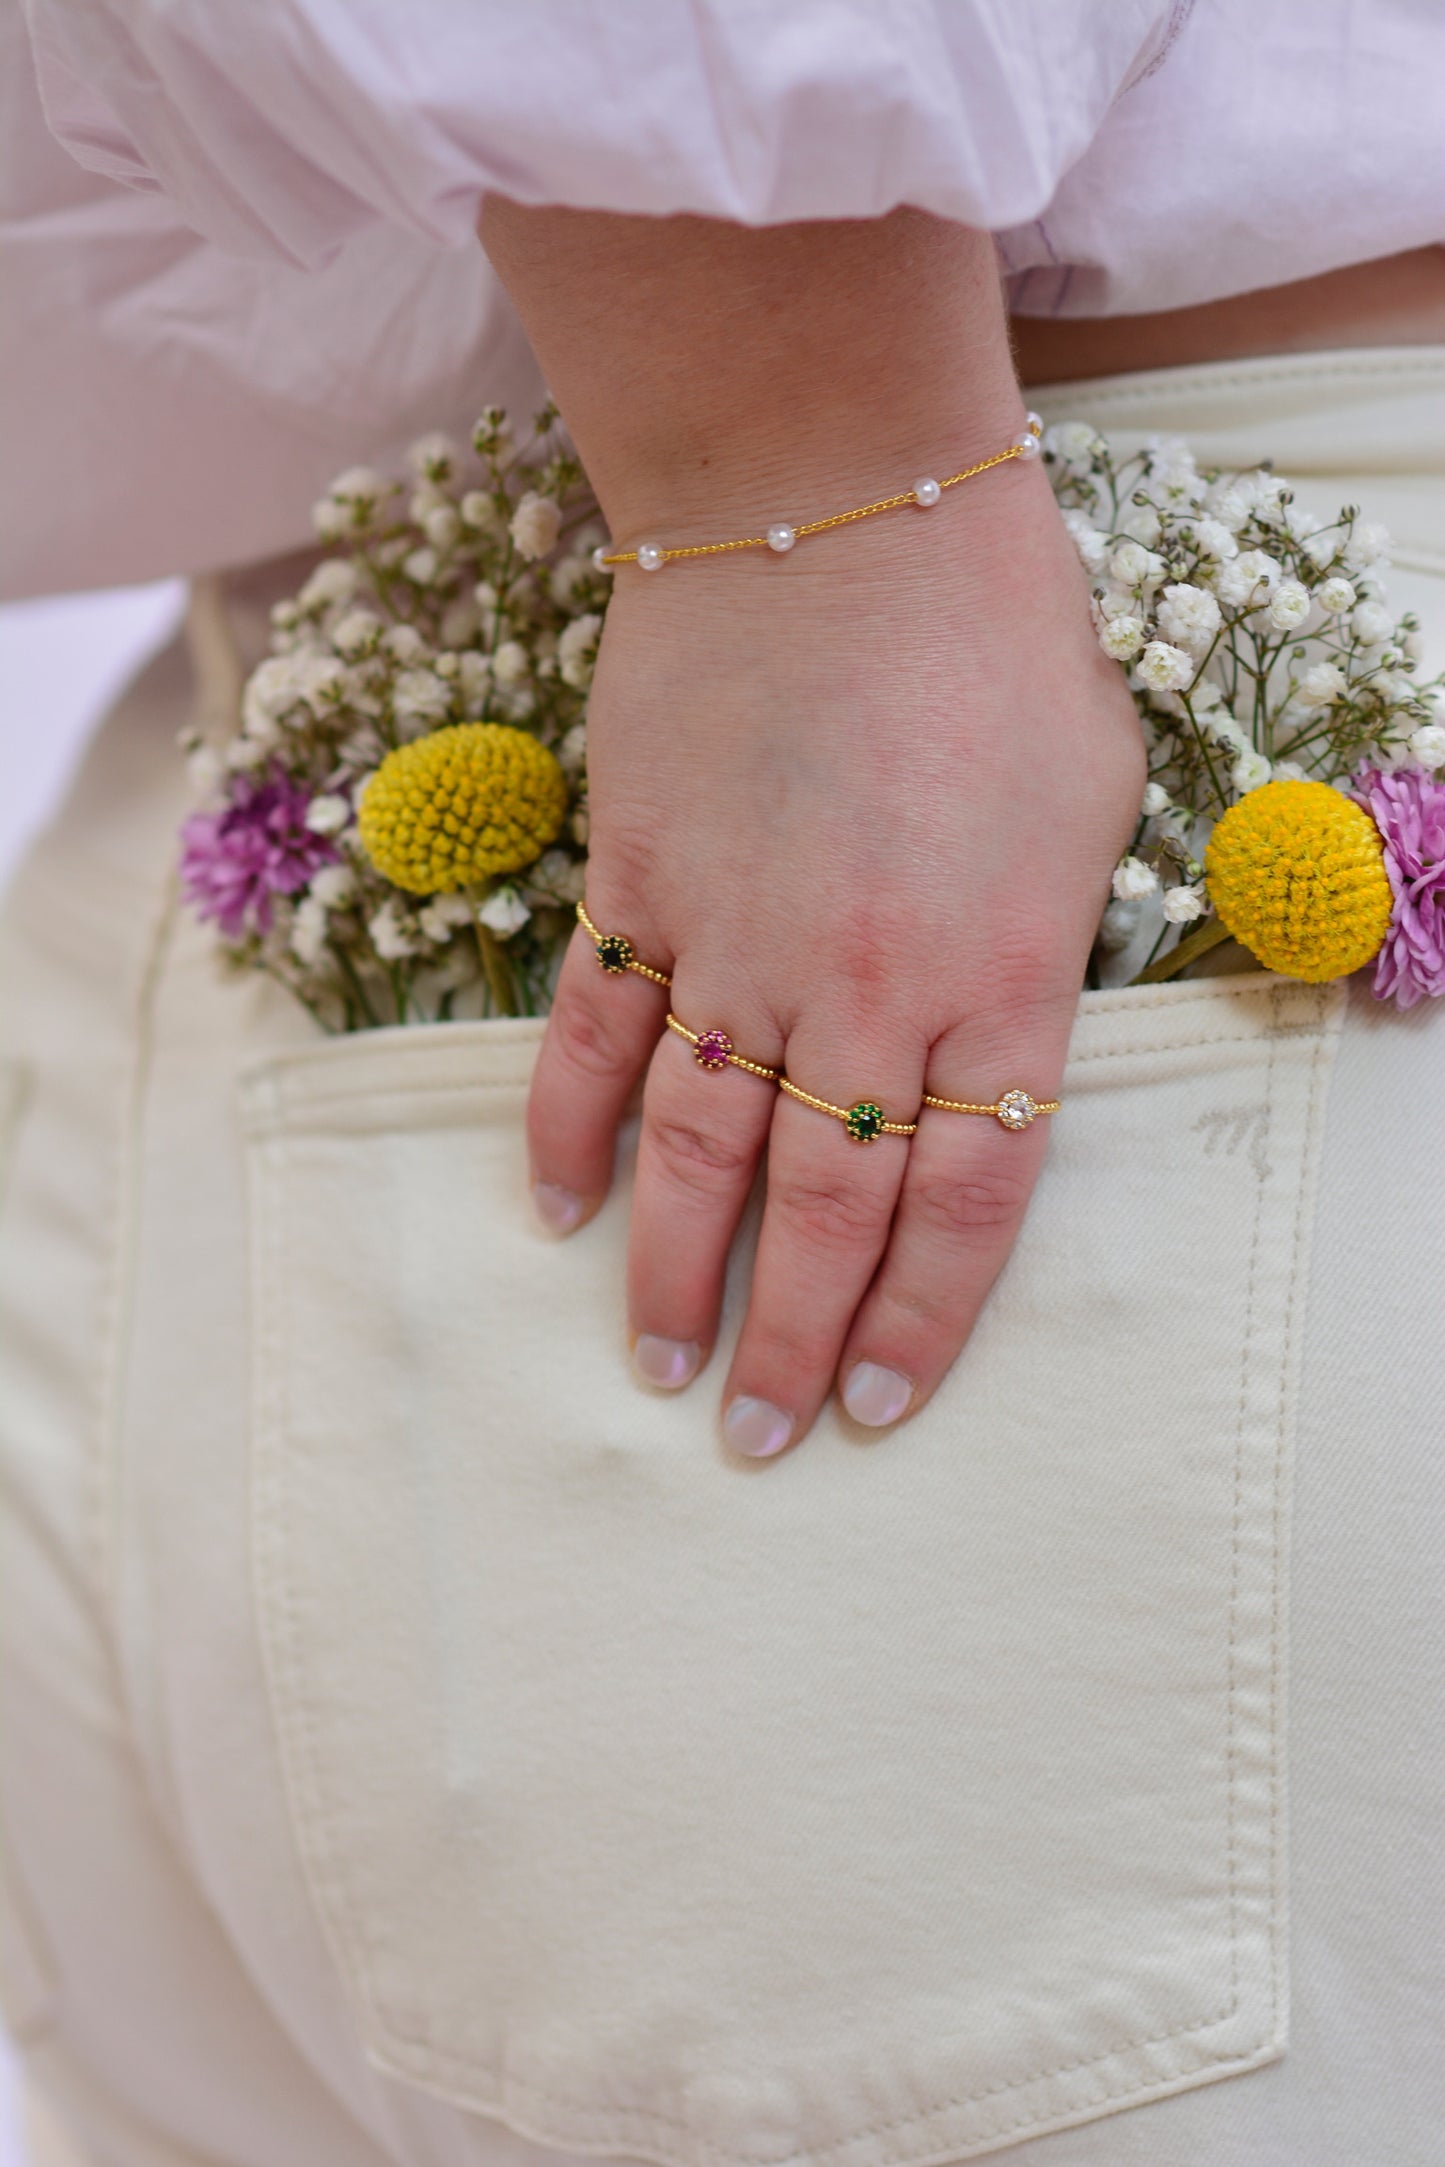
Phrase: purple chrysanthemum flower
[
  {"left": 1353, "top": 764, "right": 1445, "bottom": 1009},
  {"left": 179, "top": 768, "right": 339, "bottom": 941}
]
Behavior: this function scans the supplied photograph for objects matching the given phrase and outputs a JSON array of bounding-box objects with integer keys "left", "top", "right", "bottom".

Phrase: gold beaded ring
[
  {"left": 665, "top": 1014, "right": 780, "bottom": 1081},
  {"left": 777, "top": 1077, "right": 917, "bottom": 1144},
  {"left": 576, "top": 900, "right": 672, "bottom": 987},
  {"left": 922, "top": 1088, "right": 1062, "bottom": 1132}
]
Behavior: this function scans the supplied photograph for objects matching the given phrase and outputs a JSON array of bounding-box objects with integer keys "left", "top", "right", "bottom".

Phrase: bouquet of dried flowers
[{"left": 179, "top": 410, "right": 1445, "bottom": 1029}]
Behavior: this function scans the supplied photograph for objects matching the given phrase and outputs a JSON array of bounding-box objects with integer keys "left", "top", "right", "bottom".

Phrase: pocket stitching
[{"left": 249, "top": 1009, "right": 1320, "bottom": 2165}]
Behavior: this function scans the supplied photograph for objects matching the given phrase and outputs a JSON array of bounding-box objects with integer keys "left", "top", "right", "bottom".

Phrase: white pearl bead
[
  {"left": 912, "top": 477, "right": 942, "bottom": 507},
  {"left": 1013, "top": 430, "right": 1041, "bottom": 458},
  {"left": 1025, "top": 410, "right": 1044, "bottom": 438},
  {"left": 636, "top": 542, "right": 665, "bottom": 571},
  {"left": 767, "top": 523, "right": 796, "bottom": 553},
  {"left": 591, "top": 545, "right": 614, "bottom": 573}
]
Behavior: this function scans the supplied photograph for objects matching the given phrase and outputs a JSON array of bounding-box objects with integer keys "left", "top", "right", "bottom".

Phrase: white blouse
[{"left": 4, "top": 0, "right": 1441, "bottom": 598}]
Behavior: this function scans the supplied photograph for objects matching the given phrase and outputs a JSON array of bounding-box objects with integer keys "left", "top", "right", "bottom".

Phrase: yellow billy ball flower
[
  {"left": 1204, "top": 778, "right": 1392, "bottom": 982},
  {"left": 358, "top": 723, "right": 567, "bottom": 894}
]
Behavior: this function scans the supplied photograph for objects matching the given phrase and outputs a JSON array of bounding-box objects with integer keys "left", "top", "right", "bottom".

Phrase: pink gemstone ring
[{"left": 694, "top": 1029, "right": 733, "bottom": 1070}]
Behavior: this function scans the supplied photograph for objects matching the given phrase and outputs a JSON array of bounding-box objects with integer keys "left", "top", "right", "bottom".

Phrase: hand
[{"left": 482, "top": 201, "right": 1144, "bottom": 1452}]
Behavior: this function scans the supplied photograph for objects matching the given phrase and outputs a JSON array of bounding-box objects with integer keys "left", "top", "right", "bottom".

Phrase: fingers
[
  {"left": 625, "top": 997, "right": 781, "bottom": 1392},
  {"left": 836, "top": 998, "right": 1075, "bottom": 1432},
  {"left": 526, "top": 922, "right": 669, "bottom": 1232},
  {"left": 719, "top": 1020, "right": 924, "bottom": 1457}
]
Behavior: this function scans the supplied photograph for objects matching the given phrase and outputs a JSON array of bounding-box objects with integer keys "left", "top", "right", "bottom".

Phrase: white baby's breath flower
[
  {"left": 1232, "top": 747, "right": 1272, "bottom": 792},
  {"left": 332, "top": 609, "right": 381, "bottom": 658},
  {"left": 418, "top": 892, "right": 476, "bottom": 942},
  {"left": 1214, "top": 549, "right": 1282, "bottom": 608},
  {"left": 1189, "top": 516, "right": 1238, "bottom": 561},
  {"left": 408, "top": 431, "right": 458, "bottom": 481},
  {"left": 392, "top": 668, "right": 452, "bottom": 723},
  {"left": 456, "top": 651, "right": 491, "bottom": 709},
  {"left": 492, "top": 640, "right": 530, "bottom": 686},
  {"left": 460, "top": 490, "right": 493, "bottom": 528},
  {"left": 530, "top": 848, "right": 586, "bottom": 903},
  {"left": 1045, "top": 421, "right": 1102, "bottom": 467},
  {"left": 243, "top": 653, "right": 310, "bottom": 732},
  {"left": 304, "top": 793, "right": 351, "bottom": 835},
  {"left": 478, "top": 885, "right": 532, "bottom": 937},
  {"left": 1351, "top": 600, "right": 1394, "bottom": 648},
  {"left": 328, "top": 465, "right": 389, "bottom": 507},
  {"left": 368, "top": 898, "right": 420, "bottom": 959},
  {"left": 472, "top": 580, "right": 498, "bottom": 614},
  {"left": 1099, "top": 614, "right": 1146, "bottom": 661},
  {"left": 1408, "top": 723, "right": 1445, "bottom": 770},
  {"left": 310, "top": 864, "right": 356, "bottom": 908},
  {"left": 571, "top": 807, "right": 590, "bottom": 846},
  {"left": 311, "top": 497, "right": 349, "bottom": 542},
  {"left": 1345, "top": 519, "right": 1391, "bottom": 571},
  {"left": 1266, "top": 578, "right": 1312, "bottom": 632},
  {"left": 549, "top": 554, "right": 594, "bottom": 607},
  {"left": 1161, "top": 883, "right": 1207, "bottom": 925},
  {"left": 1109, "top": 539, "right": 1164, "bottom": 588},
  {"left": 1302, "top": 529, "right": 1342, "bottom": 570},
  {"left": 186, "top": 743, "right": 225, "bottom": 799},
  {"left": 1316, "top": 576, "right": 1356, "bottom": 615},
  {"left": 299, "top": 558, "right": 360, "bottom": 612},
  {"left": 1097, "top": 896, "right": 1140, "bottom": 952},
  {"left": 1112, "top": 856, "right": 1159, "bottom": 901},
  {"left": 402, "top": 546, "right": 439, "bottom": 586},
  {"left": 1060, "top": 508, "right": 1110, "bottom": 574},
  {"left": 298, "top": 653, "right": 347, "bottom": 711},
  {"left": 1206, "top": 710, "right": 1249, "bottom": 751},
  {"left": 424, "top": 505, "right": 462, "bottom": 552},
  {"left": 557, "top": 611, "right": 603, "bottom": 690},
  {"left": 558, "top": 721, "right": 588, "bottom": 774},
  {"left": 1271, "top": 760, "right": 1307, "bottom": 782},
  {"left": 1136, "top": 640, "right": 1196, "bottom": 694},
  {"left": 509, "top": 490, "right": 564, "bottom": 561},
  {"left": 1141, "top": 781, "right": 1170, "bottom": 817},
  {"left": 290, "top": 893, "right": 330, "bottom": 967},
  {"left": 1297, "top": 660, "right": 1348, "bottom": 709},
  {"left": 1155, "top": 583, "right": 1221, "bottom": 655},
  {"left": 382, "top": 624, "right": 428, "bottom": 664},
  {"left": 1119, "top": 503, "right": 1162, "bottom": 548},
  {"left": 1189, "top": 676, "right": 1225, "bottom": 713}
]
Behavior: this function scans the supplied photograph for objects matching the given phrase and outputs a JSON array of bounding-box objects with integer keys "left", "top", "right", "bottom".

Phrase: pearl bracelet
[{"left": 595, "top": 415, "right": 1043, "bottom": 573}]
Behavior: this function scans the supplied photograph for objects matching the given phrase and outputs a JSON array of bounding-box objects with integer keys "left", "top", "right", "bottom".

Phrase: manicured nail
[
  {"left": 532, "top": 1181, "right": 584, "bottom": 1236},
  {"left": 842, "top": 1361, "right": 913, "bottom": 1428},
  {"left": 633, "top": 1334, "right": 701, "bottom": 1390},
  {"left": 723, "top": 1396, "right": 793, "bottom": 1458}
]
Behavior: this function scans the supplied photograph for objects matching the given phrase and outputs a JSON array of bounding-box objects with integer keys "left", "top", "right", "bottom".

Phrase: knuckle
[
  {"left": 647, "top": 1113, "right": 756, "bottom": 1198},
  {"left": 772, "top": 1170, "right": 890, "bottom": 1252},
  {"left": 911, "top": 1160, "right": 1033, "bottom": 1241},
  {"left": 550, "top": 993, "right": 635, "bottom": 1081}
]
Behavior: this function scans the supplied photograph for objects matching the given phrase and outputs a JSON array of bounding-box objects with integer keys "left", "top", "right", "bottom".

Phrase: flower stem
[
  {"left": 476, "top": 922, "right": 519, "bottom": 1015},
  {"left": 1128, "top": 918, "right": 1235, "bottom": 986}
]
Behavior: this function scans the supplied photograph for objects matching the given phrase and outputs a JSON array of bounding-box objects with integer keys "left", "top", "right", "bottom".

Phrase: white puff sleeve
[{"left": 26, "top": 0, "right": 1173, "bottom": 268}]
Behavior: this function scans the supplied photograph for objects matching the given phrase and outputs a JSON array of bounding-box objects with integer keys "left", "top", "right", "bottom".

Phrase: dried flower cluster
[
  {"left": 179, "top": 407, "right": 605, "bottom": 1028},
  {"left": 1045, "top": 425, "right": 1445, "bottom": 992}
]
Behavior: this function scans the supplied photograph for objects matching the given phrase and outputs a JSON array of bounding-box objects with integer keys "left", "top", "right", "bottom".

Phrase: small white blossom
[
  {"left": 509, "top": 491, "right": 564, "bottom": 561},
  {"left": 424, "top": 505, "right": 462, "bottom": 551},
  {"left": 311, "top": 497, "right": 349, "bottom": 542},
  {"left": 1272, "top": 760, "right": 1307, "bottom": 782},
  {"left": 1109, "top": 539, "right": 1165, "bottom": 588},
  {"left": 492, "top": 640, "right": 530, "bottom": 685},
  {"left": 403, "top": 546, "right": 439, "bottom": 586},
  {"left": 1214, "top": 549, "right": 1282, "bottom": 608},
  {"left": 1297, "top": 660, "right": 1348, "bottom": 709},
  {"left": 304, "top": 793, "right": 351, "bottom": 835},
  {"left": 382, "top": 624, "right": 428, "bottom": 664},
  {"left": 1266, "top": 578, "right": 1313, "bottom": 632},
  {"left": 332, "top": 609, "right": 381, "bottom": 657},
  {"left": 1316, "top": 576, "right": 1356, "bottom": 615},
  {"left": 298, "top": 653, "right": 347, "bottom": 711},
  {"left": 1136, "top": 640, "right": 1196, "bottom": 694},
  {"left": 1060, "top": 508, "right": 1110, "bottom": 573},
  {"left": 1189, "top": 676, "right": 1225, "bottom": 713},
  {"left": 557, "top": 612, "right": 603, "bottom": 689},
  {"left": 290, "top": 892, "right": 330, "bottom": 967},
  {"left": 530, "top": 849, "right": 586, "bottom": 903},
  {"left": 328, "top": 466, "right": 389, "bottom": 507},
  {"left": 1189, "top": 516, "right": 1238, "bottom": 561},
  {"left": 310, "top": 864, "right": 356, "bottom": 908},
  {"left": 1408, "top": 723, "right": 1445, "bottom": 770},
  {"left": 1161, "top": 883, "right": 1207, "bottom": 925},
  {"left": 571, "top": 807, "right": 590, "bottom": 846},
  {"left": 1232, "top": 747, "right": 1272, "bottom": 792},
  {"left": 392, "top": 668, "right": 452, "bottom": 723},
  {"left": 558, "top": 721, "right": 588, "bottom": 774},
  {"left": 186, "top": 743, "right": 225, "bottom": 799},
  {"left": 1302, "top": 529, "right": 1342, "bottom": 569},
  {"left": 1045, "top": 421, "right": 1102, "bottom": 467},
  {"left": 478, "top": 885, "right": 532, "bottom": 937},
  {"left": 243, "top": 652, "right": 311, "bottom": 732},
  {"left": 1351, "top": 600, "right": 1394, "bottom": 648},
  {"left": 1345, "top": 519, "right": 1391, "bottom": 571},
  {"left": 1207, "top": 710, "right": 1249, "bottom": 751},
  {"left": 418, "top": 892, "right": 477, "bottom": 941},
  {"left": 1097, "top": 897, "right": 1141, "bottom": 952},
  {"left": 460, "top": 490, "right": 493, "bottom": 528},
  {"left": 455, "top": 651, "right": 491, "bottom": 709},
  {"left": 1099, "top": 614, "right": 1146, "bottom": 661},
  {"left": 1119, "top": 503, "right": 1162, "bottom": 548},
  {"left": 1141, "top": 781, "right": 1170, "bottom": 817},
  {"left": 369, "top": 898, "right": 420, "bottom": 959},
  {"left": 1156, "top": 583, "right": 1222, "bottom": 655},
  {"left": 408, "top": 431, "right": 458, "bottom": 481},
  {"left": 1112, "top": 855, "right": 1159, "bottom": 901},
  {"left": 299, "top": 559, "right": 360, "bottom": 612},
  {"left": 549, "top": 554, "right": 593, "bottom": 607}
]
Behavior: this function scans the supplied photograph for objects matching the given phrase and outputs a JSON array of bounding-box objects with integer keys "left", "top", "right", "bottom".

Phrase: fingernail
[
  {"left": 532, "top": 1182, "right": 584, "bottom": 1236},
  {"left": 842, "top": 1361, "right": 913, "bottom": 1428},
  {"left": 723, "top": 1396, "right": 793, "bottom": 1458},
  {"left": 633, "top": 1334, "right": 702, "bottom": 1390}
]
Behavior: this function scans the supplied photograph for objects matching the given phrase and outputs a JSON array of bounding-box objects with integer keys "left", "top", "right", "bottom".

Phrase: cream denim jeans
[{"left": 2, "top": 350, "right": 1442, "bottom": 2167}]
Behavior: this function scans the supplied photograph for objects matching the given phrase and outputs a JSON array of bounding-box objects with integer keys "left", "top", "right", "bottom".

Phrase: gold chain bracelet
[{"left": 595, "top": 417, "right": 1042, "bottom": 572}]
